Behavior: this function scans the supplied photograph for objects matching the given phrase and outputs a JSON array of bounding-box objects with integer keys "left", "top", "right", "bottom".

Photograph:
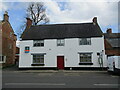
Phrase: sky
[{"left": 0, "top": 0, "right": 119, "bottom": 43}]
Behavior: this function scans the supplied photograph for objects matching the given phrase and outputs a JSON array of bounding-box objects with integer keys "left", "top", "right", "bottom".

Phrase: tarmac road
[{"left": 2, "top": 69, "right": 120, "bottom": 89}]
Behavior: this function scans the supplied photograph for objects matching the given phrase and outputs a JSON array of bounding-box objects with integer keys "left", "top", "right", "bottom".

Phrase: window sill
[
  {"left": 79, "top": 44, "right": 91, "bottom": 45},
  {"left": 57, "top": 45, "right": 64, "bottom": 47},
  {"left": 79, "top": 63, "right": 93, "bottom": 65},
  {"left": 33, "top": 46, "right": 44, "bottom": 47},
  {"left": 31, "top": 64, "right": 45, "bottom": 66}
]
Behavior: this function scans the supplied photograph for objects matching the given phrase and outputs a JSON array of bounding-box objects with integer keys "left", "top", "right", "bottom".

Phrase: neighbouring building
[
  {"left": 0, "top": 11, "right": 16, "bottom": 67},
  {"left": 19, "top": 17, "right": 107, "bottom": 70},
  {"left": 104, "top": 28, "right": 120, "bottom": 56}
]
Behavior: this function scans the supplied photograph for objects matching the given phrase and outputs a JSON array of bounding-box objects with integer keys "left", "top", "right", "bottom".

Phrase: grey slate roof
[
  {"left": 22, "top": 23, "right": 103, "bottom": 40},
  {"left": 104, "top": 33, "right": 120, "bottom": 48},
  {"left": 104, "top": 33, "right": 120, "bottom": 38}
]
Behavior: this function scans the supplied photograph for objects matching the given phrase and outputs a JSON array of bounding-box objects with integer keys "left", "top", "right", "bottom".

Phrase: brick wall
[
  {"left": 2, "top": 22, "right": 16, "bottom": 66},
  {"left": 1, "top": 13, "right": 16, "bottom": 67}
]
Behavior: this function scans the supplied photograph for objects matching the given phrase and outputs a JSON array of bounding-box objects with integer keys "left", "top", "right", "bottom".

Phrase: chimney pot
[
  {"left": 4, "top": 11, "right": 9, "bottom": 21},
  {"left": 26, "top": 18, "right": 32, "bottom": 29},
  {"left": 107, "top": 28, "right": 112, "bottom": 34},
  {"left": 92, "top": 17, "right": 97, "bottom": 25}
]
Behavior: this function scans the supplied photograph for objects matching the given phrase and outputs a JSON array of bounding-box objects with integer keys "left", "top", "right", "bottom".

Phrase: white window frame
[
  {"left": 33, "top": 40, "right": 44, "bottom": 47},
  {"left": 0, "top": 55, "right": 6, "bottom": 63},
  {"left": 79, "top": 38, "right": 91, "bottom": 45},
  {"left": 79, "top": 53, "right": 92, "bottom": 63},
  {"left": 57, "top": 39, "right": 65, "bottom": 46},
  {"left": 32, "top": 54, "right": 44, "bottom": 64}
]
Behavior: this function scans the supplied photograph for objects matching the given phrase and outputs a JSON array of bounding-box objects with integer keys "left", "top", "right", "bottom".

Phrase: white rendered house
[{"left": 19, "top": 17, "right": 107, "bottom": 70}]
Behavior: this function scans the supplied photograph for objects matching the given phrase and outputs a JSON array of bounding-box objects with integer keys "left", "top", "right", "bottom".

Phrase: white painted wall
[{"left": 19, "top": 36, "right": 107, "bottom": 68}]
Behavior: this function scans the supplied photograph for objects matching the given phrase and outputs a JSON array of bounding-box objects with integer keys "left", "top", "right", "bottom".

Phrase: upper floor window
[
  {"left": 33, "top": 40, "right": 44, "bottom": 47},
  {"left": 57, "top": 39, "right": 65, "bottom": 46},
  {"left": 79, "top": 38, "right": 91, "bottom": 45}
]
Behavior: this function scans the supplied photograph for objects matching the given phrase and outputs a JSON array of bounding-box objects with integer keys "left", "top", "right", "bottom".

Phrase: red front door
[{"left": 57, "top": 56, "right": 64, "bottom": 70}]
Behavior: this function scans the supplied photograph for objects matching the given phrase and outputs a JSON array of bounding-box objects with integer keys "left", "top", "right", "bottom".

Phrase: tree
[
  {"left": 17, "top": 2, "right": 49, "bottom": 39},
  {"left": 26, "top": 2, "right": 49, "bottom": 25}
]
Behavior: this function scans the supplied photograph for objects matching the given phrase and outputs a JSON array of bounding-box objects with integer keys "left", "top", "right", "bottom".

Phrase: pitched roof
[
  {"left": 104, "top": 33, "right": 120, "bottom": 48},
  {"left": 104, "top": 39, "right": 112, "bottom": 49},
  {"left": 21, "top": 23, "right": 103, "bottom": 40}
]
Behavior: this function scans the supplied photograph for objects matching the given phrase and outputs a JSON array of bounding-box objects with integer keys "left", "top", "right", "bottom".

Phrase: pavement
[
  {"left": 2, "top": 65, "right": 108, "bottom": 73},
  {"left": 13, "top": 70, "right": 108, "bottom": 73}
]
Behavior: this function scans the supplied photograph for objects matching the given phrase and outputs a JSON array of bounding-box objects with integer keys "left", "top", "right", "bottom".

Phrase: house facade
[
  {"left": 0, "top": 11, "right": 16, "bottom": 67},
  {"left": 19, "top": 17, "right": 107, "bottom": 70}
]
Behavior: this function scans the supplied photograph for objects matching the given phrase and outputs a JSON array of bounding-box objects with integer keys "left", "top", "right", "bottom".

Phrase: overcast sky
[{"left": 0, "top": 0, "right": 119, "bottom": 42}]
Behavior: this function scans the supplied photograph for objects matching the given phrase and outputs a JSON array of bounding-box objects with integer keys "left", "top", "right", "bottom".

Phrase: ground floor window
[
  {"left": 32, "top": 54, "right": 44, "bottom": 65},
  {"left": 79, "top": 53, "right": 93, "bottom": 65},
  {"left": 0, "top": 55, "right": 6, "bottom": 63}
]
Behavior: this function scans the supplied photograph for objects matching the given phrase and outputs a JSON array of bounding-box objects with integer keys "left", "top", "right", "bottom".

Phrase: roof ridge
[{"left": 31, "top": 22, "right": 93, "bottom": 27}]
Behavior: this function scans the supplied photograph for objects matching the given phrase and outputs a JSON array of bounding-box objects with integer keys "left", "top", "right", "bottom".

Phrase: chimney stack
[
  {"left": 92, "top": 17, "right": 97, "bottom": 25},
  {"left": 107, "top": 28, "right": 112, "bottom": 34},
  {"left": 4, "top": 11, "right": 9, "bottom": 21},
  {"left": 26, "top": 18, "right": 32, "bottom": 29}
]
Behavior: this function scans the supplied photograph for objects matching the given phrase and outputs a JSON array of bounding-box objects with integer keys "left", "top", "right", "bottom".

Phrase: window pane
[
  {"left": 0, "top": 56, "right": 4, "bottom": 62},
  {"left": 37, "top": 43, "right": 40, "bottom": 46},
  {"left": 40, "top": 59, "right": 44, "bottom": 63},
  {"left": 87, "top": 38, "right": 90, "bottom": 41},
  {"left": 40, "top": 40, "right": 44, "bottom": 43},
  {"left": 34, "top": 43, "right": 37, "bottom": 46},
  {"left": 41, "top": 43, "right": 44, "bottom": 46},
  {"left": 0, "top": 56, "right": 1, "bottom": 61},
  {"left": 61, "top": 40, "right": 64, "bottom": 43},
  {"left": 57, "top": 40, "right": 60, "bottom": 43}
]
